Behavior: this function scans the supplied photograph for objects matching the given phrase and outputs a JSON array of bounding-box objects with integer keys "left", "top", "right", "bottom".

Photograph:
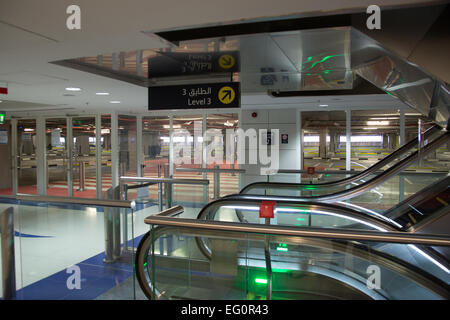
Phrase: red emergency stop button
[{"left": 259, "top": 201, "right": 276, "bottom": 219}]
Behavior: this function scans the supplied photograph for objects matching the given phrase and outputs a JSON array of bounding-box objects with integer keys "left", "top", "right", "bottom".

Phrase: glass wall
[
  {"left": 119, "top": 115, "right": 137, "bottom": 178},
  {"left": 45, "top": 118, "right": 68, "bottom": 196},
  {"left": 101, "top": 115, "right": 112, "bottom": 197},
  {"left": 72, "top": 117, "right": 97, "bottom": 198},
  {"left": 16, "top": 120, "right": 38, "bottom": 194},
  {"left": 206, "top": 113, "right": 239, "bottom": 197},
  {"left": 141, "top": 116, "right": 170, "bottom": 203},
  {"left": 301, "top": 111, "right": 347, "bottom": 182},
  {"left": 172, "top": 115, "right": 204, "bottom": 205}
]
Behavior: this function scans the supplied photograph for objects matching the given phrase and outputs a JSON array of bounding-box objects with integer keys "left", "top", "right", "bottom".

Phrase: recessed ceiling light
[
  {"left": 65, "top": 87, "right": 81, "bottom": 91},
  {"left": 109, "top": 101, "right": 121, "bottom": 104},
  {"left": 96, "top": 92, "right": 110, "bottom": 96},
  {"left": 319, "top": 104, "right": 328, "bottom": 107}
]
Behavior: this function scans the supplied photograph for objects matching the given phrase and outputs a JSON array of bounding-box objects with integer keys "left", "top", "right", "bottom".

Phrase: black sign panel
[
  {"left": 149, "top": 82, "right": 240, "bottom": 110},
  {"left": 148, "top": 51, "right": 240, "bottom": 78}
]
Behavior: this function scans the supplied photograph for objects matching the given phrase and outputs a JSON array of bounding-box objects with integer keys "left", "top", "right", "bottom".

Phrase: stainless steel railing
[
  {"left": 136, "top": 205, "right": 450, "bottom": 300},
  {"left": 0, "top": 194, "right": 135, "bottom": 298},
  {"left": 1, "top": 207, "right": 16, "bottom": 300},
  {"left": 120, "top": 176, "right": 209, "bottom": 211},
  {"left": 176, "top": 166, "right": 245, "bottom": 199}
]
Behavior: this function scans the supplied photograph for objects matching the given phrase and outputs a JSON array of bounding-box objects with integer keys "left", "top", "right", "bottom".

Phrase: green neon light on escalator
[
  {"left": 302, "top": 54, "right": 344, "bottom": 71},
  {"left": 255, "top": 278, "right": 268, "bottom": 284}
]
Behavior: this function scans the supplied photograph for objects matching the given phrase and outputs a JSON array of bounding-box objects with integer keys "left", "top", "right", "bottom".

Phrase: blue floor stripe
[{"left": 16, "top": 233, "right": 147, "bottom": 300}]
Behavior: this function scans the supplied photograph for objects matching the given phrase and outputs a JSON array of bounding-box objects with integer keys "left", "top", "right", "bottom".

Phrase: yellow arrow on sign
[{"left": 218, "top": 86, "right": 235, "bottom": 104}]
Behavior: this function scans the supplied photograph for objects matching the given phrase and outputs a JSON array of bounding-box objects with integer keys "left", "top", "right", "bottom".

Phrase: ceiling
[{"left": 0, "top": 0, "right": 443, "bottom": 116}]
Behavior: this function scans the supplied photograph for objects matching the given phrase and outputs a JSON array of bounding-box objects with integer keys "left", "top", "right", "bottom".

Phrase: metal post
[
  {"left": 1, "top": 207, "right": 16, "bottom": 300},
  {"left": 67, "top": 117, "right": 73, "bottom": 197},
  {"left": 103, "top": 188, "right": 114, "bottom": 263},
  {"left": 79, "top": 161, "right": 85, "bottom": 191},
  {"left": 158, "top": 164, "right": 163, "bottom": 211},
  {"left": 164, "top": 164, "right": 172, "bottom": 208},
  {"left": 11, "top": 119, "right": 18, "bottom": 195},
  {"left": 264, "top": 217, "right": 272, "bottom": 300},
  {"left": 95, "top": 113, "right": 102, "bottom": 199},
  {"left": 418, "top": 118, "right": 423, "bottom": 167},
  {"left": 214, "top": 165, "right": 220, "bottom": 199},
  {"left": 112, "top": 186, "right": 121, "bottom": 259}
]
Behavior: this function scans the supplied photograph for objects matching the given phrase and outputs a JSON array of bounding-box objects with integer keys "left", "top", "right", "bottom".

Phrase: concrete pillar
[
  {"left": 36, "top": 117, "right": 46, "bottom": 195},
  {"left": 346, "top": 110, "right": 351, "bottom": 172},
  {"left": 111, "top": 112, "right": 119, "bottom": 187},
  {"left": 319, "top": 128, "right": 328, "bottom": 159},
  {"left": 95, "top": 114, "right": 102, "bottom": 198},
  {"left": 329, "top": 128, "right": 337, "bottom": 156}
]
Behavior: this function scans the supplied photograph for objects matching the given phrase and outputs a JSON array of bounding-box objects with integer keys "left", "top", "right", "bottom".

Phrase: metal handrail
[
  {"left": 176, "top": 167, "right": 246, "bottom": 174},
  {"left": 240, "top": 125, "right": 443, "bottom": 194},
  {"left": 0, "top": 194, "right": 135, "bottom": 209},
  {"left": 275, "top": 169, "right": 449, "bottom": 175},
  {"left": 238, "top": 131, "right": 450, "bottom": 202},
  {"left": 136, "top": 222, "right": 450, "bottom": 300},
  {"left": 144, "top": 214, "right": 450, "bottom": 247},
  {"left": 120, "top": 176, "right": 210, "bottom": 210},
  {"left": 120, "top": 176, "right": 209, "bottom": 185}
]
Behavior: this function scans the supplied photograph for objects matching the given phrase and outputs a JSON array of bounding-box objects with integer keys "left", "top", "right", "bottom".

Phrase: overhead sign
[
  {"left": 148, "top": 51, "right": 240, "bottom": 78},
  {"left": 0, "top": 87, "right": 7, "bottom": 95},
  {"left": 0, "top": 112, "right": 5, "bottom": 124},
  {"left": 149, "top": 82, "right": 240, "bottom": 110}
]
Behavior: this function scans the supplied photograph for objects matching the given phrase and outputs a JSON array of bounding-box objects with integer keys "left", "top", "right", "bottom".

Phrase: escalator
[
  {"left": 386, "top": 176, "right": 450, "bottom": 232},
  {"left": 135, "top": 200, "right": 450, "bottom": 300},
  {"left": 240, "top": 124, "right": 443, "bottom": 195}
]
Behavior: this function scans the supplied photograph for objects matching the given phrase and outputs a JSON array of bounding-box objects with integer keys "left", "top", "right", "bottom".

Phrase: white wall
[{"left": 239, "top": 109, "right": 300, "bottom": 188}]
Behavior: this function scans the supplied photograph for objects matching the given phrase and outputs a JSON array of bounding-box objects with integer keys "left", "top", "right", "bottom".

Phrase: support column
[
  {"left": 319, "top": 128, "right": 328, "bottom": 159},
  {"left": 136, "top": 115, "right": 143, "bottom": 177},
  {"left": 345, "top": 110, "right": 351, "bottom": 173},
  {"left": 297, "top": 109, "right": 303, "bottom": 183},
  {"left": 169, "top": 115, "right": 174, "bottom": 177},
  {"left": 95, "top": 114, "right": 102, "bottom": 198},
  {"left": 111, "top": 112, "right": 119, "bottom": 187},
  {"left": 202, "top": 113, "right": 208, "bottom": 202},
  {"left": 66, "top": 117, "right": 73, "bottom": 197},
  {"left": 400, "top": 109, "right": 405, "bottom": 147},
  {"left": 11, "top": 119, "right": 18, "bottom": 195},
  {"left": 36, "top": 117, "right": 46, "bottom": 195}
]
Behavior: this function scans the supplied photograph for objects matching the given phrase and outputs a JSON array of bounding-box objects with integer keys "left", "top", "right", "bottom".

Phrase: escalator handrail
[
  {"left": 234, "top": 131, "right": 450, "bottom": 203},
  {"left": 195, "top": 198, "right": 400, "bottom": 232},
  {"left": 240, "top": 124, "right": 442, "bottom": 194},
  {"left": 136, "top": 222, "right": 450, "bottom": 300},
  {"left": 384, "top": 175, "right": 450, "bottom": 221}
]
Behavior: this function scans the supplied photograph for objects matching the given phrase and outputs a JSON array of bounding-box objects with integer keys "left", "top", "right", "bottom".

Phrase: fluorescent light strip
[
  {"left": 408, "top": 245, "right": 450, "bottom": 274},
  {"left": 337, "top": 201, "right": 402, "bottom": 228}
]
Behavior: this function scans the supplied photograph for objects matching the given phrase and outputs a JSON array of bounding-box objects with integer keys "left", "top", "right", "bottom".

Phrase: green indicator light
[
  {"left": 255, "top": 278, "right": 268, "bottom": 284},
  {"left": 276, "top": 247, "right": 288, "bottom": 252},
  {"left": 296, "top": 218, "right": 305, "bottom": 221},
  {"left": 0, "top": 113, "right": 5, "bottom": 124},
  {"left": 143, "top": 262, "right": 148, "bottom": 267},
  {"left": 282, "top": 243, "right": 287, "bottom": 247},
  {"left": 273, "top": 268, "right": 289, "bottom": 273}
]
